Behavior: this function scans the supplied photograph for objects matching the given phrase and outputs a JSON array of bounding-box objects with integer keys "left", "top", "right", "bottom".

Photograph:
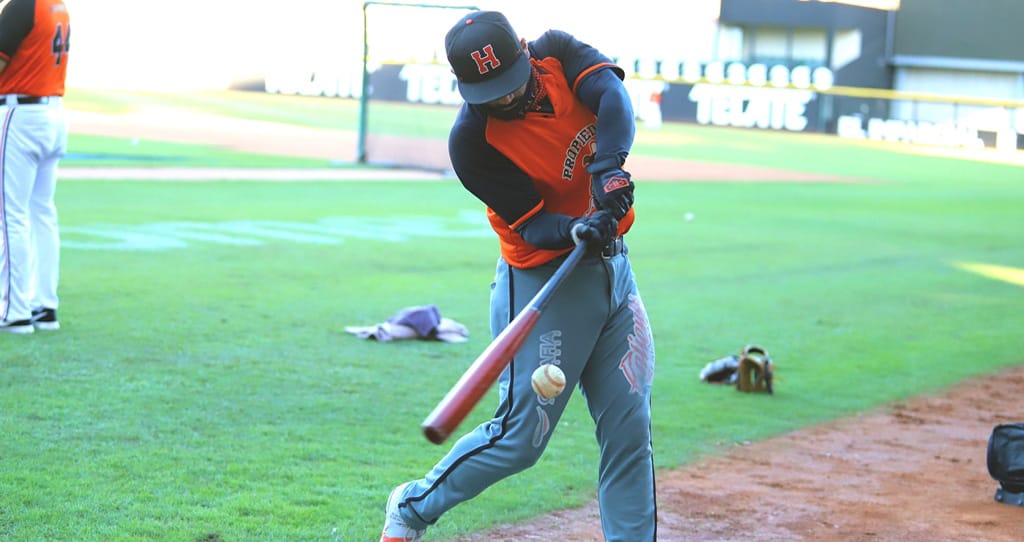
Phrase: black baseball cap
[{"left": 445, "top": 11, "right": 530, "bottom": 104}]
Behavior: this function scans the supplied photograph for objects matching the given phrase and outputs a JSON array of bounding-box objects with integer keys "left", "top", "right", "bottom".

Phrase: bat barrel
[
  {"left": 423, "top": 425, "right": 449, "bottom": 445},
  {"left": 420, "top": 308, "right": 539, "bottom": 443},
  {"left": 419, "top": 241, "right": 588, "bottom": 445}
]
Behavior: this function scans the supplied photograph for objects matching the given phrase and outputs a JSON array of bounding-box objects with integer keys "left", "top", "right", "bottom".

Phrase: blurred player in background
[
  {"left": 380, "top": 10, "right": 657, "bottom": 542},
  {"left": 0, "top": 0, "right": 70, "bottom": 334}
]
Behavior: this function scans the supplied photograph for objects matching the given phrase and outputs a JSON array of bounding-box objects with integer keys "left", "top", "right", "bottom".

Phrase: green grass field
[{"left": 2, "top": 89, "right": 1023, "bottom": 541}]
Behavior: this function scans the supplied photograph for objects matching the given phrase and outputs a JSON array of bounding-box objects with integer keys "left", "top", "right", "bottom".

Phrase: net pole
[
  {"left": 358, "top": 2, "right": 372, "bottom": 164},
  {"left": 357, "top": 2, "right": 479, "bottom": 165}
]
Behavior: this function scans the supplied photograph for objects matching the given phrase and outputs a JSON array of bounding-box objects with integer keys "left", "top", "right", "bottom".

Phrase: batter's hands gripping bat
[{"left": 421, "top": 239, "right": 589, "bottom": 445}]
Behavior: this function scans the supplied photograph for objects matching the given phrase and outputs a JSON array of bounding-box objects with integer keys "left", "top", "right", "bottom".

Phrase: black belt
[
  {"left": 14, "top": 96, "right": 47, "bottom": 104},
  {"left": 600, "top": 236, "right": 627, "bottom": 259}
]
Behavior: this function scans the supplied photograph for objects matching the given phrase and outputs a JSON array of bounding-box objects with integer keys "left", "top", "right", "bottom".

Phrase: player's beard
[{"left": 482, "top": 70, "right": 538, "bottom": 121}]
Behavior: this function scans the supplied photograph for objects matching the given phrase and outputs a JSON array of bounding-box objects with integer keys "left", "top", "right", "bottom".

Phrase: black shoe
[
  {"left": 31, "top": 308, "right": 60, "bottom": 331},
  {"left": 0, "top": 318, "right": 34, "bottom": 334}
]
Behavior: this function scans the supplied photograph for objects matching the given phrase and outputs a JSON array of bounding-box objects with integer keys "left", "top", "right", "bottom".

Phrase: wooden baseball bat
[{"left": 421, "top": 240, "right": 588, "bottom": 445}]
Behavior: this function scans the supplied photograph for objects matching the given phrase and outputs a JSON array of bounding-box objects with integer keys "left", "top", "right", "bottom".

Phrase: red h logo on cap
[{"left": 470, "top": 44, "right": 501, "bottom": 74}]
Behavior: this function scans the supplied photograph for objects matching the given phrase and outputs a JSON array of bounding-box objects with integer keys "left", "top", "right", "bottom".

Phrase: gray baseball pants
[{"left": 396, "top": 247, "right": 657, "bottom": 541}]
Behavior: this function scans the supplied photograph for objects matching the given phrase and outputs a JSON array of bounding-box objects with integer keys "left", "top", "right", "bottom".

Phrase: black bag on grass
[{"left": 987, "top": 423, "right": 1024, "bottom": 507}]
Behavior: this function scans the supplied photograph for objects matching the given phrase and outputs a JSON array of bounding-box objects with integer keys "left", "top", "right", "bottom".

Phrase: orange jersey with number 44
[{"left": 0, "top": 0, "right": 70, "bottom": 96}]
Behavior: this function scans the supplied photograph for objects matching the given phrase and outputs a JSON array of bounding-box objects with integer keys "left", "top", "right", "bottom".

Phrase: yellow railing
[{"left": 627, "top": 74, "right": 1024, "bottom": 109}]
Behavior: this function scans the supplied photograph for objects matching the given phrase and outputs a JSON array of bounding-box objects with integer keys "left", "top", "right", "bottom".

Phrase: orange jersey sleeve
[{"left": 0, "top": 0, "right": 70, "bottom": 96}]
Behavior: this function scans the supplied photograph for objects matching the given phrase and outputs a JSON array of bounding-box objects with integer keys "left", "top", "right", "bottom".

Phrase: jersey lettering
[
  {"left": 51, "top": 23, "right": 69, "bottom": 66},
  {"left": 470, "top": 44, "right": 501, "bottom": 74},
  {"left": 562, "top": 124, "right": 596, "bottom": 179}
]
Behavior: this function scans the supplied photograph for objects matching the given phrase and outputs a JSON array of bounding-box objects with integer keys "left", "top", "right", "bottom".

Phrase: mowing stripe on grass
[
  {"left": 61, "top": 213, "right": 493, "bottom": 251},
  {"left": 58, "top": 167, "right": 448, "bottom": 181},
  {"left": 953, "top": 261, "right": 1024, "bottom": 287}
]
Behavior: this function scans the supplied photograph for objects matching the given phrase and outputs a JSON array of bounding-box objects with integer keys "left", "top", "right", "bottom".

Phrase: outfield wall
[
  {"left": 238, "top": 0, "right": 1023, "bottom": 154},
  {"left": 254, "top": 60, "right": 1024, "bottom": 153}
]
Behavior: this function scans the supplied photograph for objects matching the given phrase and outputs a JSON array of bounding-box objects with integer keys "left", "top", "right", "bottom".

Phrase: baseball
[
  {"left": 684, "top": 211, "right": 695, "bottom": 222},
  {"left": 531, "top": 364, "right": 566, "bottom": 399}
]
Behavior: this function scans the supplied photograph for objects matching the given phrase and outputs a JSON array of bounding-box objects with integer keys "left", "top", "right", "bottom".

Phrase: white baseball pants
[{"left": 0, "top": 95, "right": 66, "bottom": 322}]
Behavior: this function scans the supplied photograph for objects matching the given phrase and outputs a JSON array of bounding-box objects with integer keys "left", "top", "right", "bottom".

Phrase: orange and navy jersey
[
  {"left": 449, "top": 30, "right": 634, "bottom": 269},
  {"left": 0, "top": 0, "right": 69, "bottom": 97}
]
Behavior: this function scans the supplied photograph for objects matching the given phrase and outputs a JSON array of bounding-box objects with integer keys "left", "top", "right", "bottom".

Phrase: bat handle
[{"left": 529, "top": 239, "right": 587, "bottom": 314}]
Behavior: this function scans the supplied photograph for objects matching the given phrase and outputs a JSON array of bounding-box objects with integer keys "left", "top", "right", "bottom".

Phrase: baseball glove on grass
[
  {"left": 735, "top": 344, "right": 774, "bottom": 394},
  {"left": 699, "top": 354, "right": 740, "bottom": 384}
]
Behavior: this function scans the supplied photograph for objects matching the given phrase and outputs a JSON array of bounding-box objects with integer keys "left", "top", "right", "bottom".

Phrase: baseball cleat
[
  {"left": 31, "top": 308, "right": 60, "bottom": 331},
  {"left": 0, "top": 318, "right": 34, "bottom": 334},
  {"left": 380, "top": 482, "right": 425, "bottom": 542}
]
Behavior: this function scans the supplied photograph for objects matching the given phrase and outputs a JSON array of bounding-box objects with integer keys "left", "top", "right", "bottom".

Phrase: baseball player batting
[
  {"left": 380, "top": 11, "right": 657, "bottom": 542},
  {"left": 0, "top": 0, "right": 70, "bottom": 334}
]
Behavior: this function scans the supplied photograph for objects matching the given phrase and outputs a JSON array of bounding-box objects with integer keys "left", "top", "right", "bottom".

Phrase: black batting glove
[
  {"left": 570, "top": 210, "right": 619, "bottom": 251},
  {"left": 587, "top": 158, "right": 635, "bottom": 220}
]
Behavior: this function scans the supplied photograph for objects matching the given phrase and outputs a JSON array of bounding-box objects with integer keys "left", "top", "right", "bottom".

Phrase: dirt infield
[
  {"left": 456, "top": 366, "right": 1024, "bottom": 542},
  {"left": 65, "top": 109, "right": 848, "bottom": 182},
  {"left": 66, "top": 110, "right": 1024, "bottom": 541}
]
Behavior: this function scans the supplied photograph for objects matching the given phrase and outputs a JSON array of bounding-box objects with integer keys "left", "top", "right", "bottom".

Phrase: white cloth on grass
[{"left": 344, "top": 304, "right": 469, "bottom": 343}]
